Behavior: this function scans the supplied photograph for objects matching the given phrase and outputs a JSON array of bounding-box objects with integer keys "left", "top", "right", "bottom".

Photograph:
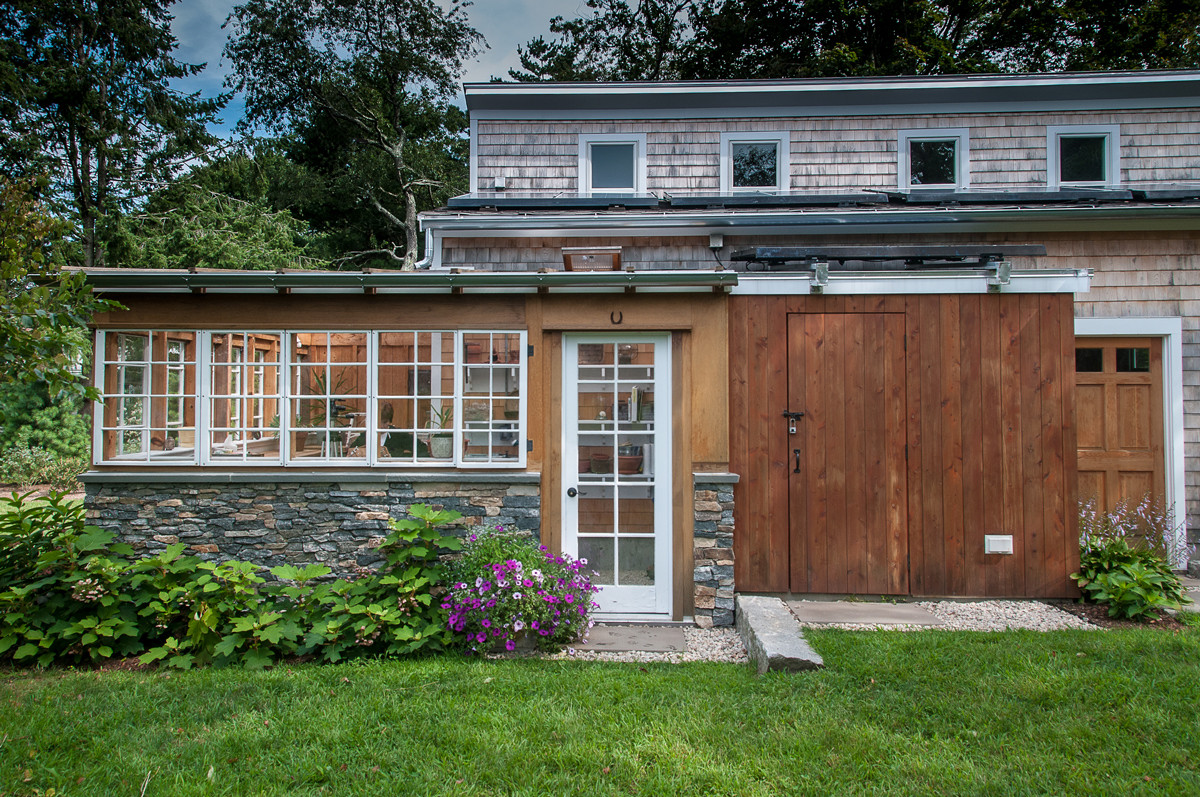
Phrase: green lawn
[{"left": 2, "top": 627, "right": 1198, "bottom": 796}]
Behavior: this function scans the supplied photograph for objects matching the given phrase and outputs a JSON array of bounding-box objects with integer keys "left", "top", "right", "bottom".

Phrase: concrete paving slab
[
  {"left": 736, "top": 595, "right": 824, "bottom": 674},
  {"left": 1180, "top": 575, "right": 1200, "bottom": 614},
  {"left": 787, "top": 600, "right": 945, "bottom": 626},
  {"left": 587, "top": 624, "right": 686, "bottom": 652}
]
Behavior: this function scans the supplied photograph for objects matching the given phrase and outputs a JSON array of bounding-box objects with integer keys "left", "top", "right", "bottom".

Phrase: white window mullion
[
  {"left": 281, "top": 331, "right": 292, "bottom": 466},
  {"left": 197, "top": 332, "right": 211, "bottom": 467},
  {"left": 453, "top": 331, "right": 464, "bottom": 467},
  {"left": 91, "top": 330, "right": 105, "bottom": 466},
  {"left": 367, "top": 331, "right": 378, "bottom": 467}
]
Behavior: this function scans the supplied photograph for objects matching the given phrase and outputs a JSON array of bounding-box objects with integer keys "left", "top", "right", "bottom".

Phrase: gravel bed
[
  {"left": 548, "top": 627, "right": 749, "bottom": 664},
  {"left": 796, "top": 600, "right": 1101, "bottom": 632}
]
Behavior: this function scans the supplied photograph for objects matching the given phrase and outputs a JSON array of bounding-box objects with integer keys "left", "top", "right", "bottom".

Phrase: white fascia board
[{"left": 731, "top": 270, "right": 1091, "bottom": 295}]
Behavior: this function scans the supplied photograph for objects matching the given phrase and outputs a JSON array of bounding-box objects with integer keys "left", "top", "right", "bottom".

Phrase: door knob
[{"left": 567, "top": 487, "right": 578, "bottom": 497}]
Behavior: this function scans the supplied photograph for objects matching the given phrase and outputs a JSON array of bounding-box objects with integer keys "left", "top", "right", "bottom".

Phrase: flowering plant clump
[{"left": 442, "top": 524, "right": 600, "bottom": 654}]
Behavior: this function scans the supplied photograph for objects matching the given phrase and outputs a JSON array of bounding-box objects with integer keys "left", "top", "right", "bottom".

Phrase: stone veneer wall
[
  {"left": 83, "top": 473, "right": 540, "bottom": 574},
  {"left": 693, "top": 476, "right": 737, "bottom": 627}
]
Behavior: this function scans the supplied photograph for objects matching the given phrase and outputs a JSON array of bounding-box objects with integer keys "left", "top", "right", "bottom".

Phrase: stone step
[{"left": 735, "top": 594, "right": 824, "bottom": 675}]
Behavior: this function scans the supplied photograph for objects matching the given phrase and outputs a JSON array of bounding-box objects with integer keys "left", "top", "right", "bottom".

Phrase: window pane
[
  {"left": 590, "top": 143, "right": 635, "bottom": 190},
  {"left": 1115, "top": 348, "right": 1150, "bottom": 372},
  {"left": 909, "top": 140, "right": 957, "bottom": 186},
  {"left": 732, "top": 142, "right": 778, "bottom": 188},
  {"left": 1060, "top": 136, "right": 1106, "bottom": 183},
  {"left": 1075, "top": 348, "right": 1103, "bottom": 372}
]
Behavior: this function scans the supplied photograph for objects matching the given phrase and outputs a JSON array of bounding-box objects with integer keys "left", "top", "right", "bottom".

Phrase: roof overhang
[
  {"left": 422, "top": 203, "right": 1200, "bottom": 239},
  {"left": 466, "top": 71, "right": 1200, "bottom": 120},
  {"left": 733, "top": 268, "right": 1091, "bottom": 296},
  {"left": 75, "top": 268, "right": 739, "bottom": 295}
]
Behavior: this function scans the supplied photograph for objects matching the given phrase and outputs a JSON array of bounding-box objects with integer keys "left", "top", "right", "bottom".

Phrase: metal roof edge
[
  {"left": 465, "top": 70, "right": 1200, "bottom": 115},
  {"left": 75, "top": 268, "right": 739, "bottom": 293},
  {"left": 421, "top": 203, "right": 1200, "bottom": 234}
]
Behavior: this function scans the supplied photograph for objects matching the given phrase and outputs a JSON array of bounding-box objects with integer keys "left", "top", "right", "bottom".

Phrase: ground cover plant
[
  {"left": 1073, "top": 498, "right": 1192, "bottom": 620},
  {"left": 0, "top": 493, "right": 465, "bottom": 669},
  {"left": 443, "top": 524, "right": 600, "bottom": 653},
  {"left": 1, "top": 626, "right": 1197, "bottom": 795}
]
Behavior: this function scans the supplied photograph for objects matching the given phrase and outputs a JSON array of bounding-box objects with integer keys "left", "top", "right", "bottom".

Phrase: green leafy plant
[
  {"left": 0, "top": 492, "right": 463, "bottom": 670},
  {"left": 0, "top": 440, "right": 86, "bottom": 489},
  {"left": 1073, "top": 498, "right": 1191, "bottom": 620}
]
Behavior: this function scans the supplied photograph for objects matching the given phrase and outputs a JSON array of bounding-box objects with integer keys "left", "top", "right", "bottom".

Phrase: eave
[
  {"left": 465, "top": 70, "right": 1200, "bottom": 119},
  {"left": 74, "top": 268, "right": 739, "bottom": 295},
  {"left": 421, "top": 202, "right": 1200, "bottom": 238}
]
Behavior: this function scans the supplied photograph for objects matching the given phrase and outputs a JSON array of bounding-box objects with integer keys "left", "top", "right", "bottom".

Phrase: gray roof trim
[
  {"left": 423, "top": 203, "right": 1200, "bottom": 237},
  {"left": 466, "top": 71, "right": 1200, "bottom": 119},
  {"left": 76, "top": 268, "right": 738, "bottom": 294}
]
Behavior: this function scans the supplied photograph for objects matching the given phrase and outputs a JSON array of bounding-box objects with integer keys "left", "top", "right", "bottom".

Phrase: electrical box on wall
[{"left": 984, "top": 535, "right": 1014, "bottom": 555}]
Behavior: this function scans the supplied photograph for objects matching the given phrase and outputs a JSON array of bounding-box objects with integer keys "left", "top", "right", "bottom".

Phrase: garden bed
[{"left": 1055, "top": 601, "right": 1192, "bottom": 631}]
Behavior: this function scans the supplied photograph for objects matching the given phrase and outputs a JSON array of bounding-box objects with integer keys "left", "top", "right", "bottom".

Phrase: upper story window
[
  {"left": 720, "top": 132, "right": 789, "bottom": 193},
  {"left": 898, "top": 128, "right": 970, "bottom": 190},
  {"left": 1047, "top": 125, "right": 1120, "bottom": 188},
  {"left": 579, "top": 133, "right": 646, "bottom": 196},
  {"left": 95, "top": 329, "right": 527, "bottom": 468}
]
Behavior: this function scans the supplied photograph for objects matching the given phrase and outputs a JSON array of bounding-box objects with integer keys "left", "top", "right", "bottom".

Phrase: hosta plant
[{"left": 1073, "top": 497, "right": 1191, "bottom": 620}]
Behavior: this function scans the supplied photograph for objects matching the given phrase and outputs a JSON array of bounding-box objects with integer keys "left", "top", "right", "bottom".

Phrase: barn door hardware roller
[{"left": 782, "top": 411, "right": 805, "bottom": 434}]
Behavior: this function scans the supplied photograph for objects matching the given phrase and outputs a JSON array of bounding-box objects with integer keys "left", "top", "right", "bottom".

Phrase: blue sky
[{"left": 169, "top": 0, "right": 577, "bottom": 134}]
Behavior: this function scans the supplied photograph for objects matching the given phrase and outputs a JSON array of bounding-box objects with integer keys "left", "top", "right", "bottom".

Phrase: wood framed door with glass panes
[
  {"left": 562, "top": 334, "right": 672, "bottom": 617},
  {"left": 1075, "top": 337, "right": 1165, "bottom": 511}
]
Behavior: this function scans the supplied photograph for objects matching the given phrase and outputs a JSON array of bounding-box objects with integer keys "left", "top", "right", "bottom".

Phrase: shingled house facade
[{"left": 84, "top": 71, "right": 1200, "bottom": 625}]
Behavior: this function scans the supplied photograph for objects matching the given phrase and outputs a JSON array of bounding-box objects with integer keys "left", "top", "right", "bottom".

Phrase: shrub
[
  {"left": 0, "top": 379, "right": 91, "bottom": 461},
  {"left": 1073, "top": 498, "right": 1191, "bottom": 620},
  {"left": 0, "top": 438, "right": 86, "bottom": 489},
  {"left": 442, "top": 524, "right": 600, "bottom": 654},
  {"left": 0, "top": 493, "right": 461, "bottom": 669}
]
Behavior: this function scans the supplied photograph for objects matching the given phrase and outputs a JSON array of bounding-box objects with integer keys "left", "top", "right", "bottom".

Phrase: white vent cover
[{"left": 984, "top": 535, "right": 1014, "bottom": 555}]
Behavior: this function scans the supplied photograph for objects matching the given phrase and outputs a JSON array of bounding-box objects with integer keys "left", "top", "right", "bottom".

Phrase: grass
[{"left": 2, "top": 627, "right": 1198, "bottom": 796}]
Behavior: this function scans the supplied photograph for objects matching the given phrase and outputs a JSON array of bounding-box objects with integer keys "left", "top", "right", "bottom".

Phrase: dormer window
[
  {"left": 1048, "top": 125, "right": 1120, "bottom": 188},
  {"left": 720, "top": 132, "right": 789, "bottom": 193},
  {"left": 899, "top": 128, "right": 970, "bottom": 190},
  {"left": 579, "top": 133, "right": 646, "bottom": 196}
]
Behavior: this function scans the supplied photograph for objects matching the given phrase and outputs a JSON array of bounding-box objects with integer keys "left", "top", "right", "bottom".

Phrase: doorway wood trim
[{"left": 1076, "top": 316, "right": 1185, "bottom": 565}]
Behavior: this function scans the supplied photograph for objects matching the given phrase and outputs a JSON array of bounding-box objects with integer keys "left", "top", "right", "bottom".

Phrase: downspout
[{"left": 414, "top": 222, "right": 437, "bottom": 270}]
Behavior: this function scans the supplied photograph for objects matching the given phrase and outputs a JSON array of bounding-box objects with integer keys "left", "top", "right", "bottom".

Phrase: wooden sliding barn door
[{"left": 786, "top": 313, "right": 909, "bottom": 594}]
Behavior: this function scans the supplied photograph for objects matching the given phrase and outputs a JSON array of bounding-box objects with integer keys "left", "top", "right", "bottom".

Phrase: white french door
[{"left": 562, "top": 334, "right": 672, "bottom": 616}]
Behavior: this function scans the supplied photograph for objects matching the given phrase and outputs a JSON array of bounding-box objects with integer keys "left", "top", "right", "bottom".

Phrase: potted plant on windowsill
[{"left": 428, "top": 405, "right": 454, "bottom": 460}]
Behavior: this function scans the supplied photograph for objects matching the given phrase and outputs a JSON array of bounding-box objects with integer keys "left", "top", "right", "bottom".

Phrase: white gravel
[
  {"left": 550, "top": 627, "right": 749, "bottom": 664},
  {"left": 796, "top": 600, "right": 1100, "bottom": 632}
]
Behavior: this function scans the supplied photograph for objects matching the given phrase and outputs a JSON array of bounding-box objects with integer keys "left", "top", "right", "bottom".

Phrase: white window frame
[
  {"left": 1047, "top": 124, "right": 1120, "bottom": 189},
  {"left": 95, "top": 329, "right": 528, "bottom": 470},
  {"left": 720, "top": 131, "right": 789, "bottom": 194},
  {"left": 578, "top": 133, "right": 647, "bottom": 196},
  {"left": 898, "top": 128, "right": 970, "bottom": 191}
]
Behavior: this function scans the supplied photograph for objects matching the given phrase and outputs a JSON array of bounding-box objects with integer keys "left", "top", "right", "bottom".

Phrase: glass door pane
[{"left": 565, "top": 336, "right": 670, "bottom": 616}]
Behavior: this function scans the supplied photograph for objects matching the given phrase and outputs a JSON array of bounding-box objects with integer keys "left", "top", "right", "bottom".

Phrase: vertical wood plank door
[
  {"left": 1075, "top": 337, "right": 1164, "bottom": 510},
  {"left": 787, "top": 313, "right": 909, "bottom": 594}
]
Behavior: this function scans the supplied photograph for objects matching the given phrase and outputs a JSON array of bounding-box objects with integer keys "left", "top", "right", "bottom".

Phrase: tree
[
  {"left": 0, "top": 0, "right": 227, "bottom": 268},
  {"left": 513, "top": 0, "right": 1200, "bottom": 82},
  {"left": 225, "top": 0, "right": 484, "bottom": 269},
  {"left": 0, "top": 177, "right": 115, "bottom": 399},
  {"left": 105, "top": 147, "right": 331, "bottom": 271},
  {"left": 511, "top": 0, "right": 697, "bottom": 81}
]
